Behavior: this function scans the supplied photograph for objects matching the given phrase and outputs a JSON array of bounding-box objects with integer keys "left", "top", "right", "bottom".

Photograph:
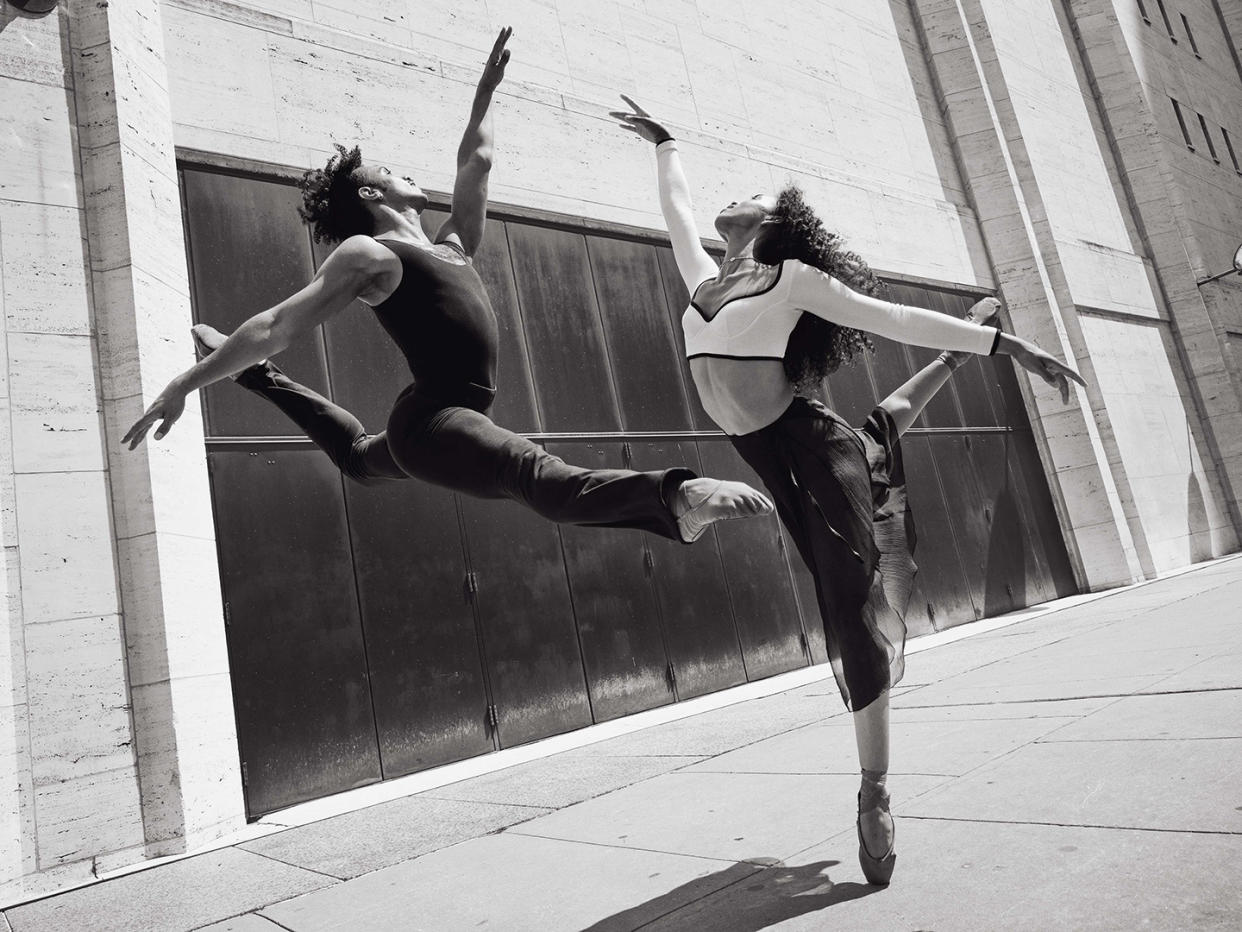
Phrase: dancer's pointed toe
[
  {"left": 675, "top": 478, "right": 772, "bottom": 542},
  {"left": 857, "top": 778, "right": 896, "bottom": 886}
]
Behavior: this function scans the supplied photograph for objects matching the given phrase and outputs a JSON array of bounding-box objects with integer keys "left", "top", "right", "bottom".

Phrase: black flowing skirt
[{"left": 731, "top": 396, "right": 917, "bottom": 711}]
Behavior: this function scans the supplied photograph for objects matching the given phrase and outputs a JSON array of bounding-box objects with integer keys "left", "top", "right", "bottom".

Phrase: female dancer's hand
[
  {"left": 477, "top": 26, "right": 512, "bottom": 94},
  {"left": 122, "top": 380, "right": 188, "bottom": 450},
  {"left": 998, "top": 332, "right": 1086, "bottom": 404},
  {"left": 610, "top": 95, "right": 674, "bottom": 144}
]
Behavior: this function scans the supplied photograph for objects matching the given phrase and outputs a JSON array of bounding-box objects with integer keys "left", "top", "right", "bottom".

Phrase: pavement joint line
[
  {"left": 894, "top": 684, "right": 1242, "bottom": 709},
  {"left": 248, "top": 913, "right": 297, "bottom": 932},
  {"left": 239, "top": 847, "right": 348, "bottom": 883},
  {"left": 415, "top": 793, "right": 576, "bottom": 809},
  {"left": 899, "top": 815, "right": 1242, "bottom": 836},
  {"left": 1036, "top": 735, "right": 1242, "bottom": 742},
  {"left": 500, "top": 828, "right": 761, "bottom": 866},
  {"left": 12, "top": 557, "right": 1238, "bottom": 910}
]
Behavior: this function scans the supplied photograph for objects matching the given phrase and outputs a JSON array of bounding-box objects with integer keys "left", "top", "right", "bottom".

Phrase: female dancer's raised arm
[{"left": 612, "top": 96, "right": 718, "bottom": 293}]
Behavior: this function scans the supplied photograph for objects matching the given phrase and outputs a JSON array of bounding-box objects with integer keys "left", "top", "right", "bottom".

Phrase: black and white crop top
[{"left": 655, "top": 140, "right": 1001, "bottom": 362}]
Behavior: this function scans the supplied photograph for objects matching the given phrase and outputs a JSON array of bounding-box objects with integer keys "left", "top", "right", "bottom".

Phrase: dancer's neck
[{"left": 371, "top": 207, "right": 432, "bottom": 247}]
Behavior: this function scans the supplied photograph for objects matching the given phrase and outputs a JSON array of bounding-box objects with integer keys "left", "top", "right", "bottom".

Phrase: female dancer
[
  {"left": 613, "top": 96, "right": 1085, "bottom": 885},
  {"left": 122, "top": 32, "right": 774, "bottom": 545}
]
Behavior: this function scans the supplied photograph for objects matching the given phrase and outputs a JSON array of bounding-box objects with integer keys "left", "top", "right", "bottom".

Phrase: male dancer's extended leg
[{"left": 193, "top": 325, "right": 771, "bottom": 540}]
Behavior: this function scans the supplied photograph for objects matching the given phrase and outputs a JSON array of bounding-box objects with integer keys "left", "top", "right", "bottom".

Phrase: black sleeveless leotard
[{"left": 373, "top": 238, "right": 499, "bottom": 410}]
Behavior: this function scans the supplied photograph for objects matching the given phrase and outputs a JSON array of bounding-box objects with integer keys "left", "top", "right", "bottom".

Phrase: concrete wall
[{"left": 0, "top": 0, "right": 1238, "bottom": 900}]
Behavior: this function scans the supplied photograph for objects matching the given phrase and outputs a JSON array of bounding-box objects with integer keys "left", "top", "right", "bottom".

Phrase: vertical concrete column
[
  {"left": 68, "top": 0, "right": 245, "bottom": 856},
  {"left": 1066, "top": 0, "right": 1242, "bottom": 528},
  {"left": 908, "top": 0, "right": 1146, "bottom": 588},
  {"left": 1, "top": 2, "right": 144, "bottom": 899}
]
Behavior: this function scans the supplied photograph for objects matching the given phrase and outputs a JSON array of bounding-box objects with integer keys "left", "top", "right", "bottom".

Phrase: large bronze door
[{"left": 184, "top": 164, "right": 1076, "bottom": 818}]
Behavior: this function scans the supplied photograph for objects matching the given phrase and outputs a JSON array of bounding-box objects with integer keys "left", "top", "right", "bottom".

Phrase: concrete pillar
[
  {"left": 67, "top": 0, "right": 246, "bottom": 859},
  {"left": 908, "top": 0, "right": 1147, "bottom": 588}
]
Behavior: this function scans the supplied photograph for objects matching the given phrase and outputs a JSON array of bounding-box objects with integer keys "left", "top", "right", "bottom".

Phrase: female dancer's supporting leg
[{"left": 852, "top": 303, "right": 999, "bottom": 881}]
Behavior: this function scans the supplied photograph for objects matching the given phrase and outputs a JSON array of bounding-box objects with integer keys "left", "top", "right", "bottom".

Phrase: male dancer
[{"left": 123, "top": 29, "right": 772, "bottom": 544}]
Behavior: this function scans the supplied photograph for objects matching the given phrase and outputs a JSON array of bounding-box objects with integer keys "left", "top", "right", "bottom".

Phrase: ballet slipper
[
  {"left": 674, "top": 478, "right": 774, "bottom": 543},
  {"left": 190, "top": 323, "right": 266, "bottom": 381}
]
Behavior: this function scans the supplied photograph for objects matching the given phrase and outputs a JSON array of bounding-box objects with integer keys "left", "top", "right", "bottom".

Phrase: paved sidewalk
[{"left": 6, "top": 556, "right": 1242, "bottom": 931}]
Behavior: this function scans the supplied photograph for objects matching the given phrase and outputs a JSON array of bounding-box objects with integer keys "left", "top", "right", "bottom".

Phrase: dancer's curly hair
[
  {"left": 298, "top": 144, "right": 374, "bottom": 244},
  {"left": 751, "top": 186, "right": 883, "bottom": 391}
]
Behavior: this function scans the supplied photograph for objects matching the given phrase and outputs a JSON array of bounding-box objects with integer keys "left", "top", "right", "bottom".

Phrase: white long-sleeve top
[{"left": 654, "top": 139, "right": 998, "bottom": 434}]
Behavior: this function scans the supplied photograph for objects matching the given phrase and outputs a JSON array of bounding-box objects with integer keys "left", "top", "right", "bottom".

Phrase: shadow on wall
[
  {"left": 1188, "top": 470, "right": 1213, "bottom": 563},
  {"left": 581, "top": 858, "right": 881, "bottom": 932},
  {"left": 983, "top": 466, "right": 1026, "bottom": 619}
]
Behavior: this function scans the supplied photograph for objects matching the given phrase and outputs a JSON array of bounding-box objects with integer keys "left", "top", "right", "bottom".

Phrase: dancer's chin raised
[{"left": 673, "top": 477, "right": 774, "bottom": 543}]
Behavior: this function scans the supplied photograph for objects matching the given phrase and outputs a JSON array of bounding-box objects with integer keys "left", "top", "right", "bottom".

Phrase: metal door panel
[
  {"left": 182, "top": 169, "right": 331, "bottom": 438},
  {"left": 655, "top": 246, "right": 718, "bottom": 431},
  {"left": 342, "top": 479, "right": 493, "bottom": 776},
  {"left": 929, "top": 288, "right": 1004, "bottom": 428},
  {"left": 546, "top": 442, "right": 674, "bottom": 721},
  {"left": 207, "top": 449, "right": 381, "bottom": 817},
  {"left": 778, "top": 523, "right": 831, "bottom": 664},
  {"left": 825, "top": 360, "right": 880, "bottom": 426},
  {"left": 899, "top": 436, "right": 978, "bottom": 632},
  {"left": 587, "top": 238, "right": 695, "bottom": 430},
  {"left": 457, "top": 493, "right": 593, "bottom": 747},
  {"left": 505, "top": 224, "right": 621, "bottom": 431},
  {"left": 696, "top": 440, "right": 808, "bottom": 680},
  {"left": 629, "top": 441, "right": 747, "bottom": 700},
  {"left": 1007, "top": 430, "right": 1079, "bottom": 600},
  {"left": 474, "top": 219, "right": 541, "bottom": 432},
  {"left": 896, "top": 285, "right": 967, "bottom": 429}
]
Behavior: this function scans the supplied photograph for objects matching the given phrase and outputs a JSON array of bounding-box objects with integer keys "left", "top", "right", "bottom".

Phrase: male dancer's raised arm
[{"left": 434, "top": 27, "right": 511, "bottom": 257}]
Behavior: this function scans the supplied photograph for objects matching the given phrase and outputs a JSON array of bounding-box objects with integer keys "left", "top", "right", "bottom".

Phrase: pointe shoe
[
  {"left": 191, "top": 324, "right": 265, "bottom": 381},
  {"left": 857, "top": 790, "right": 896, "bottom": 886},
  {"left": 674, "top": 478, "right": 774, "bottom": 543}
]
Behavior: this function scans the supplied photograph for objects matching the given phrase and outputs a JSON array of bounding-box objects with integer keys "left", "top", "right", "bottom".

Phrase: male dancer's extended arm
[
  {"left": 121, "top": 239, "right": 379, "bottom": 449},
  {"left": 612, "top": 96, "right": 718, "bottom": 292},
  {"left": 434, "top": 27, "right": 511, "bottom": 257}
]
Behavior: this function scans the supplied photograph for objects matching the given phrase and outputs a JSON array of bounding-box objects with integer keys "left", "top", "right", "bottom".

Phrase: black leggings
[{"left": 235, "top": 362, "right": 693, "bottom": 541}]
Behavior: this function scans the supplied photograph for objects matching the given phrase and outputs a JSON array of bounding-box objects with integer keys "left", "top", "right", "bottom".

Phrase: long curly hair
[
  {"left": 298, "top": 144, "right": 374, "bottom": 244},
  {"left": 751, "top": 186, "right": 882, "bottom": 391}
]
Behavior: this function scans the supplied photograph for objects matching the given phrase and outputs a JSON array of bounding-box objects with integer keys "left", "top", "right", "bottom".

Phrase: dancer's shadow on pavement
[{"left": 581, "top": 857, "right": 881, "bottom": 932}]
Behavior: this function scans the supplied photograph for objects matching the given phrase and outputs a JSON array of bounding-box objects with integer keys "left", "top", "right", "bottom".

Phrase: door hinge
[
  {"left": 464, "top": 571, "right": 479, "bottom": 601},
  {"left": 800, "top": 631, "right": 810, "bottom": 658},
  {"left": 622, "top": 442, "right": 633, "bottom": 468},
  {"left": 927, "top": 602, "right": 936, "bottom": 628},
  {"left": 643, "top": 548, "right": 654, "bottom": 575},
  {"left": 223, "top": 601, "right": 231, "bottom": 628},
  {"left": 666, "top": 663, "right": 677, "bottom": 689},
  {"left": 240, "top": 761, "right": 248, "bottom": 787},
  {"left": 486, "top": 704, "right": 499, "bottom": 731}
]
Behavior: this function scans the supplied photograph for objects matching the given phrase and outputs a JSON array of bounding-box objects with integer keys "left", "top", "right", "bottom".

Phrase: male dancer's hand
[
  {"left": 477, "top": 26, "right": 512, "bottom": 94},
  {"left": 611, "top": 95, "right": 674, "bottom": 145},
  {"left": 122, "top": 380, "right": 187, "bottom": 450}
]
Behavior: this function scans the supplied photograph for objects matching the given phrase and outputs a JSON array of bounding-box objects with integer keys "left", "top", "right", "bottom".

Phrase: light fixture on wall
[
  {"left": 5, "top": 0, "right": 59, "bottom": 13},
  {"left": 1196, "top": 242, "right": 1242, "bottom": 287}
]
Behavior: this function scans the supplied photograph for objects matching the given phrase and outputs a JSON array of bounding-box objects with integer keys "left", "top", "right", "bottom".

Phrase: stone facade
[{"left": 0, "top": 0, "right": 1238, "bottom": 900}]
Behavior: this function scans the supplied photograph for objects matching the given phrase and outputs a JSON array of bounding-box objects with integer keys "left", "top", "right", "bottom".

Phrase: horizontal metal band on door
[{"left": 205, "top": 425, "right": 1029, "bottom": 450}]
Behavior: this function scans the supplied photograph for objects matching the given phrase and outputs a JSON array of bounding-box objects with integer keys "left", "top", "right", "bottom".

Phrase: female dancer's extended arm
[
  {"left": 121, "top": 237, "right": 382, "bottom": 449},
  {"left": 612, "top": 96, "right": 718, "bottom": 292},
  {"left": 788, "top": 265, "right": 1086, "bottom": 403},
  {"left": 878, "top": 296, "right": 1001, "bottom": 435}
]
